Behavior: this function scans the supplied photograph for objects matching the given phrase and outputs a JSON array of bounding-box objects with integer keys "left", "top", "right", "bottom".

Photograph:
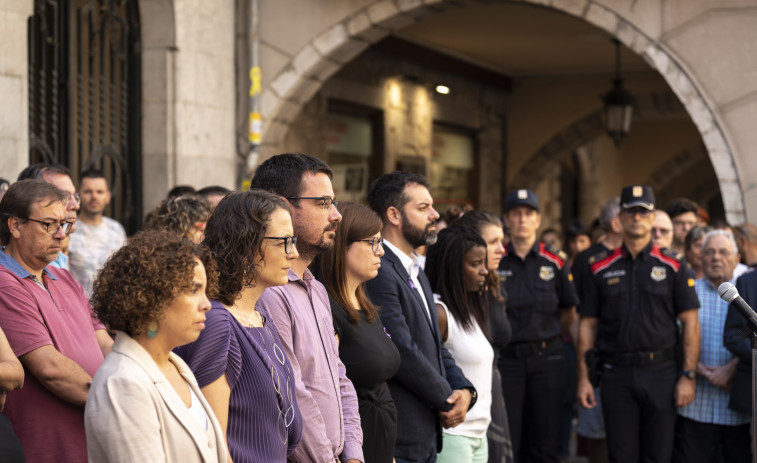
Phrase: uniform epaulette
[
  {"left": 650, "top": 245, "right": 681, "bottom": 271},
  {"left": 591, "top": 248, "right": 624, "bottom": 274},
  {"left": 539, "top": 243, "right": 566, "bottom": 269}
]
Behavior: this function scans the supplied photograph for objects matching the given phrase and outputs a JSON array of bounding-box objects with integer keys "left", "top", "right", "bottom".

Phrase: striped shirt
[{"left": 678, "top": 277, "right": 750, "bottom": 425}]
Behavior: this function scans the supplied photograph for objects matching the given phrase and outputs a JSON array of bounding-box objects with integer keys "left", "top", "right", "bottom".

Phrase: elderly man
[
  {"left": 652, "top": 210, "right": 674, "bottom": 250},
  {"left": 674, "top": 229, "right": 750, "bottom": 462},
  {"left": 0, "top": 179, "right": 112, "bottom": 462}
]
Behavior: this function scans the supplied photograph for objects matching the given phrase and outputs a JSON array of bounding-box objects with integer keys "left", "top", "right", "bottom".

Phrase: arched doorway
[{"left": 259, "top": 0, "right": 745, "bottom": 224}]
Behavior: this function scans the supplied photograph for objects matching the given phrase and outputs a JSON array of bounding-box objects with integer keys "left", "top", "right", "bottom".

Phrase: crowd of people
[{"left": 0, "top": 155, "right": 756, "bottom": 463}]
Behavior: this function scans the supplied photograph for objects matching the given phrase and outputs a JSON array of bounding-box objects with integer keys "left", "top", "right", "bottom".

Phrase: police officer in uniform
[
  {"left": 576, "top": 185, "right": 700, "bottom": 463},
  {"left": 498, "top": 189, "right": 579, "bottom": 463}
]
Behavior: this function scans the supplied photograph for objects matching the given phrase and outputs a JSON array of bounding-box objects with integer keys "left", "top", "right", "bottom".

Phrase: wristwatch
[
  {"left": 681, "top": 370, "right": 696, "bottom": 380},
  {"left": 464, "top": 387, "right": 478, "bottom": 410}
]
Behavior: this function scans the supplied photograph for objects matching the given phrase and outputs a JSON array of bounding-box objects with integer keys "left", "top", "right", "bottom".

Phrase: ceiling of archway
[{"left": 397, "top": 2, "right": 651, "bottom": 77}]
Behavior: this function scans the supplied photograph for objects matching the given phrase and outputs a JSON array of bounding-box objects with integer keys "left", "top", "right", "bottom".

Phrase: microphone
[{"left": 718, "top": 282, "right": 757, "bottom": 332}]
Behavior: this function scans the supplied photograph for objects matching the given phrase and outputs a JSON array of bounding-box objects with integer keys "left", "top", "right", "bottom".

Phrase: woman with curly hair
[
  {"left": 316, "top": 201, "right": 400, "bottom": 463},
  {"left": 84, "top": 230, "right": 226, "bottom": 463},
  {"left": 144, "top": 195, "right": 211, "bottom": 244},
  {"left": 426, "top": 226, "right": 493, "bottom": 463},
  {"left": 175, "top": 190, "right": 303, "bottom": 463}
]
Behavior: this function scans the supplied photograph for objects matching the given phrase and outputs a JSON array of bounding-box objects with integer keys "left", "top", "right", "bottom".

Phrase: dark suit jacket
[
  {"left": 364, "top": 246, "right": 473, "bottom": 460},
  {"left": 723, "top": 270, "right": 757, "bottom": 414}
]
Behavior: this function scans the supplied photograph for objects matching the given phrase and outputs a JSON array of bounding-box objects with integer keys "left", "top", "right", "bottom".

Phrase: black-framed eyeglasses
[
  {"left": 286, "top": 196, "right": 338, "bottom": 211},
  {"left": 24, "top": 217, "right": 74, "bottom": 235},
  {"left": 264, "top": 236, "right": 297, "bottom": 254},
  {"left": 358, "top": 237, "right": 384, "bottom": 253}
]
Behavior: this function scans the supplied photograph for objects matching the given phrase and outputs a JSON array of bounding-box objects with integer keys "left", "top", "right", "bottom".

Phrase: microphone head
[{"left": 718, "top": 282, "right": 739, "bottom": 303}]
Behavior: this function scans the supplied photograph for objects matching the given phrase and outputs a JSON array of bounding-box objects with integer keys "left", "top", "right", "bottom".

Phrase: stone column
[{"left": 0, "top": 0, "right": 33, "bottom": 179}]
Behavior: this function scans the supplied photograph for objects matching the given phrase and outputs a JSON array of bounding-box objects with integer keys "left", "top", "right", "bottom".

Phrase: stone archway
[
  {"left": 260, "top": 0, "right": 745, "bottom": 224},
  {"left": 513, "top": 91, "right": 690, "bottom": 189}
]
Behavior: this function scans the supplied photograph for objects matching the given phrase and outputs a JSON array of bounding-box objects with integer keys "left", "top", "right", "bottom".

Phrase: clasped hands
[{"left": 439, "top": 388, "right": 471, "bottom": 428}]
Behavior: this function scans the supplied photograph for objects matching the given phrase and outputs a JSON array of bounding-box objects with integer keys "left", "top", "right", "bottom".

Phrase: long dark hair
[
  {"left": 319, "top": 202, "right": 382, "bottom": 323},
  {"left": 453, "top": 210, "right": 505, "bottom": 304},
  {"left": 426, "top": 226, "right": 488, "bottom": 334}
]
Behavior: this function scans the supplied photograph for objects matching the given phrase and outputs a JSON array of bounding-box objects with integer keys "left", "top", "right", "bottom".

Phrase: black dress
[
  {"left": 330, "top": 296, "right": 401, "bottom": 463},
  {"left": 488, "top": 291, "right": 514, "bottom": 463}
]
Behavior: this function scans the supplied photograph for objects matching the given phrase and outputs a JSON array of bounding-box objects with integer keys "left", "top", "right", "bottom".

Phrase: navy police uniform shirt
[
  {"left": 578, "top": 242, "right": 699, "bottom": 354},
  {"left": 498, "top": 241, "right": 579, "bottom": 344}
]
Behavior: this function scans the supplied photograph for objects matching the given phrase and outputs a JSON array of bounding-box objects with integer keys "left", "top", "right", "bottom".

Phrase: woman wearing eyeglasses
[
  {"left": 176, "top": 190, "right": 303, "bottom": 462},
  {"left": 317, "top": 201, "right": 401, "bottom": 463}
]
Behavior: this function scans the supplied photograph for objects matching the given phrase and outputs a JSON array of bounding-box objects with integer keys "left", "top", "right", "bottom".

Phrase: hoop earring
[{"left": 147, "top": 321, "right": 158, "bottom": 339}]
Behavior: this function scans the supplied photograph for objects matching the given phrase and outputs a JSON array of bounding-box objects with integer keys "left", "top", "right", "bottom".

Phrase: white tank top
[{"left": 435, "top": 295, "right": 493, "bottom": 438}]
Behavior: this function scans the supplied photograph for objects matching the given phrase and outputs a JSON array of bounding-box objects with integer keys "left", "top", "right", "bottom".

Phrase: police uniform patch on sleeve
[
  {"left": 539, "top": 266, "right": 555, "bottom": 281},
  {"left": 688, "top": 278, "right": 695, "bottom": 287},
  {"left": 651, "top": 266, "right": 667, "bottom": 282}
]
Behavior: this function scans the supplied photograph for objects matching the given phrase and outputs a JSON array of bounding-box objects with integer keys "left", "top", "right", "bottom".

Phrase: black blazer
[
  {"left": 723, "top": 270, "right": 757, "bottom": 414},
  {"left": 364, "top": 246, "right": 473, "bottom": 460}
]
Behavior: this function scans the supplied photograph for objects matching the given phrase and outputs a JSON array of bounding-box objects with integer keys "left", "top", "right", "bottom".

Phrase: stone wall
[{"left": 0, "top": 0, "right": 32, "bottom": 180}]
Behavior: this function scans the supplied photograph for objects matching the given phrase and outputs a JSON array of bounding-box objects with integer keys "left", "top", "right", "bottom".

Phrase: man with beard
[
  {"left": 497, "top": 188, "right": 579, "bottom": 462},
  {"left": 251, "top": 154, "right": 363, "bottom": 463},
  {"left": 365, "top": 171, "right": 474, "bottom": 463},
  {"left": 67, "top": 169, "right": 126, "bottom": 295},
  {"left": 577, "top": 185, "right": 700, "bottom": 463}
]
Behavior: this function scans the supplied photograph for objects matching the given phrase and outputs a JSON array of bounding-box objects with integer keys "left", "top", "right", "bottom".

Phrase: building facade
[{"left": 1, "top": 0, "right": 755, "bottom": 230}]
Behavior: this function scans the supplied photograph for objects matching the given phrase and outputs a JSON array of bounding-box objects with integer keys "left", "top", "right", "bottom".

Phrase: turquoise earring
[{"left": 147, "top": 321, "right": 158, "bottom": 339}]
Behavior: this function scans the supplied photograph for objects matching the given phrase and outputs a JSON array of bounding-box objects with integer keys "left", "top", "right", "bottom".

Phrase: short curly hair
[
  {"left": 202, "top": 189, "right": 291, "bottom": 306},
  {"left": 143, "top": 195, "right": 211, "bottom": 238},
  {"left": 91, "top": 230, "right": 218, "bottom": 336}
]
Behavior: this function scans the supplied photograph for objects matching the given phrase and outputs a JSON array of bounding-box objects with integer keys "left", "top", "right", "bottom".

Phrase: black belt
[
  {"left": 600, "top": 346, "right": 675, "bottom": 366},
  {"left": 502, "top": 336, "right": 561, "bottom": 358}
]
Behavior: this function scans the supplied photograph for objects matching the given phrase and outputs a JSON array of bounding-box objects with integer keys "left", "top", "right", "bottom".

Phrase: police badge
[
  {"left": 539, "top": 266, "right": 555, "bottom": 281},
  {"left": 651, "top": 266, "right": 667, "bottom": 281}
]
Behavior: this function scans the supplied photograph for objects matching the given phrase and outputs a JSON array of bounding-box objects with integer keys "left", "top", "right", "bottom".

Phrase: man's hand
[
  {"left": 675, "top": 377, "right": 696, "bottom": 407},
  {"left": 577, "top": 378, "right": 596, "bottom": 409},
  {"left": 439, "top": 389, "right": 471, "bottom": 428},
  {"left": 707, "top": 361, "right": 738, "bottom": 391}
]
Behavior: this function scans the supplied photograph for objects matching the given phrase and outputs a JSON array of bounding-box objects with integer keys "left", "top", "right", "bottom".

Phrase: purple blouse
[{"left": 176, "top": 302, "right": 302, "bottom": 462}]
